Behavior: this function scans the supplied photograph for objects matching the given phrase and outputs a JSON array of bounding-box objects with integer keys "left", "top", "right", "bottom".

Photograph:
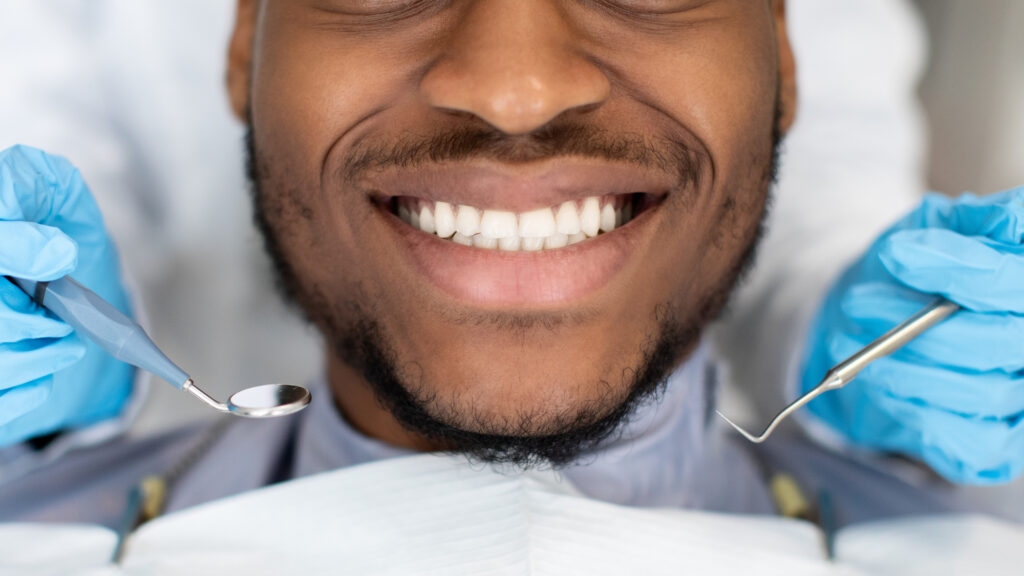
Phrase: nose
[{"left": 420, "top": 0, "right": 611, "bottom": 135}]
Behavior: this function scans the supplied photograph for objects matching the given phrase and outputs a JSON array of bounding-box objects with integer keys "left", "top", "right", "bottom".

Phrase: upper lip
[{"left": 359, "top": 158, "right": 675, "bottom": 212}]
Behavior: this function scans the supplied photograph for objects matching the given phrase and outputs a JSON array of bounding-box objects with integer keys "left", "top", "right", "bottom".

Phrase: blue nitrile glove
[
  {"left": 0, "top": 145, "right": 135, "bottom": 446},
  {"left": 801, "top": 188, "right": 1024, "bottom": 485}
]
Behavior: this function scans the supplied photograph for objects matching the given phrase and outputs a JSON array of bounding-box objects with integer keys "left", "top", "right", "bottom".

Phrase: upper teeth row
[{"left": 395, "top": 197, "right": 633, "bottom": 251}]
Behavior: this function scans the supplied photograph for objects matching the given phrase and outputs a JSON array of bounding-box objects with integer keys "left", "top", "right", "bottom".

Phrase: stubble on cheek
[
  {"left": 248, "top": 129, "right": 350, "bottom": 335},
  {"left": 649, "top": 97, "right": 779, "bottom": 347},
  {"left": 704, "top": 129, "right": 777, "bottom": 318}
]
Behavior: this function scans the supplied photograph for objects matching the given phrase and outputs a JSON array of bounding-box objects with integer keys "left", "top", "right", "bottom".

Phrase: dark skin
[{"left": 226, "top": 0, "right": 796, "bottom": 459}]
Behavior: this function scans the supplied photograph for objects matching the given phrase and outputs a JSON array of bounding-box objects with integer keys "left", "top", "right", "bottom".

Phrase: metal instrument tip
[
  {"left": 714, "top": 298, "right": 960, "bottom": 445},
  {"left": 715, "top": 410, "right": 770, "bottom": 443}
]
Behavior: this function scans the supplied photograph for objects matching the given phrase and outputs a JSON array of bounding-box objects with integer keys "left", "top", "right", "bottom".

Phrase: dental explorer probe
[
  {"left": 718, "top": 297, "right": 961, "bottom": 443},
  {"left": 7, "top": 275, "right": 310, "bottom": 418}
]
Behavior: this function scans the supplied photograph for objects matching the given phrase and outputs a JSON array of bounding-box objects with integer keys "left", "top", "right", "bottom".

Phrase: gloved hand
[
  {"left": 0, "top": 145, "right": 135, "bottom": 446},
  {"left": 801, "top": 188, "right": 1024, "bottom": 485}
]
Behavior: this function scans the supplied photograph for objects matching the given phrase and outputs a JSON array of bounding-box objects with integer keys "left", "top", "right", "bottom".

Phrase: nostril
[{"left": 419, "top": 43, "right": 611, "bottom": 137}]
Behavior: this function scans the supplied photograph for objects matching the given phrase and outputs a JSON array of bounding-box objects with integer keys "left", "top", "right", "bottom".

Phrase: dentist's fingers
[
  {"left": 0, "top": 379, "right": 51, "bottom": 428},
  {"left": 866, "top": 387, "right": 1024, "bottom": 485},
  {"left": 879, "top": 228, "right": 1024, "bottom": 313},
  {"left": 914, "top": 189, "right": 1024, "bottom": 244},
  {"left": 0, "top": 221, "right": 78, "bottom": 280},
  {"left": 829, "top": 330, "right": 1024, "bottom": 419},
  {"left": 0, "top": 280, "right": 73, "bottom": 343},
  {"left": 0, "top": 336, "right": 85, "bottom": 391},
  {"left": 839, "top": 282, "right": 1024, "bottom": 373}
]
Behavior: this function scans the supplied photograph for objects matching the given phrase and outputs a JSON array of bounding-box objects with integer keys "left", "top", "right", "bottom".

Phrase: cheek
[
  {"left": 591, "top": 16, "right": 779, "bottom": 186},
  {"left": 252, "top": 40, "right": 385, "bottom": 183},
  {"left": 251, "top": 9, "right": 433, "bottom": 189},
  {"left": 249, "top": 17, "right": 435, "bottom": 314},
  {"left": 597, "top": 25, "right": 777, "bottom": 304}
]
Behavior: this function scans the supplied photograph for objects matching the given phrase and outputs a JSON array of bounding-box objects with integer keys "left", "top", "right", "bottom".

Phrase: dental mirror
[
  {"left": 6, "top": 275, "right": 312, "bottom": 420},
  {"left": 183, "top": 380, "right": 312, "bottom": 418}
]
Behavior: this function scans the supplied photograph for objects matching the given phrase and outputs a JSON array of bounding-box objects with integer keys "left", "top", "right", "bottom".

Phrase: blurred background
[
  {"left": 914, "top": 0, "right": 1024, "bottom": 196},
  {"left": 0, "top": 0, "right": 1021, "bottom": 440}
]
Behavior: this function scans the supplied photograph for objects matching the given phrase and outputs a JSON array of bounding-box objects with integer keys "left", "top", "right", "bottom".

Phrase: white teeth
[
  {"left": 395, "top": 194, "right": 642, "bottom": 251},
  {"left": 479, "top": 210, "right": 517, "bottom": 239},
  {"left": 599, "top": 203, "right": 616, "bottom": 233},
  {"left": 555, "top": 201, "right": 581, "bottom": 235},
  {"left": 521, "top": 237, "right": 545, "bottom": 251},
  {"left": 580, "top": 197, "right": 601, "bottom": 237},
  {"left": 419, "top": 205, "right": 436, "bottom": 234},
  {"left": 434, "top": 202, "right": 456, "bottom": 238},
  {"left": 544, "top": 233, "right": 569, "bottom": 249},
  {"left": 473, "top": 234, "right": 498, "bottom": 249},
  {"left": 455, "top": 205, "right": 481, "bottom": 236},
  {"left": 518, "top": 208, "right": 556, "bottom": 238},
  {"left": 498, "top": 236, "right": 521, "bottom": 251}
]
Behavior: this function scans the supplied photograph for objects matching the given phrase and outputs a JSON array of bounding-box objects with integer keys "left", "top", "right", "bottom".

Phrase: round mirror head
[{"left": 227, "top": 384, "right": 311, "bottom": 418}]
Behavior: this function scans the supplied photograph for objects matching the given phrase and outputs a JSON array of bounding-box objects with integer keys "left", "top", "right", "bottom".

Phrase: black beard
[{"left": 244, "top": 104, "right": 781, "bottom": 468}]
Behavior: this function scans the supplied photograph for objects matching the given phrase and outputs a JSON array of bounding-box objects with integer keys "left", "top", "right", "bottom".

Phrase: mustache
[{"left": 342, "top": 121, "right": 707, "bottom": 189}]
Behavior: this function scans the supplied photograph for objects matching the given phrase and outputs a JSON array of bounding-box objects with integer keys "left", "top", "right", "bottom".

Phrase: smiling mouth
[
  {"left": 380, "top": 192, "right": 661, "bottom": 252},
  {"left": 365, "top": 160, "right": 673, "bottom": 305}
]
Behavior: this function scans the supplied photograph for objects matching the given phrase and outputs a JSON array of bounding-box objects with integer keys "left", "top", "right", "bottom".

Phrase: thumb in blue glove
[
  {"left": 0, "top": 145, "right": 136, "bottom": 446},
  {"left": 801, "top": 188, "right": 1024, "bottom": 484}
]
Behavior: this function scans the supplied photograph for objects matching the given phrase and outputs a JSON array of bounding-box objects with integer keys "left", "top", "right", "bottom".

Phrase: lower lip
[{"left": 379, "top": 203, "right": 660, "bottom": 307}]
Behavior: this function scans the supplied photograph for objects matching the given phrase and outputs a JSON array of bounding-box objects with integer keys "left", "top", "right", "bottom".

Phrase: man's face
[{"left": 229, "top": 0, "right": 795, "bottom": 464}]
